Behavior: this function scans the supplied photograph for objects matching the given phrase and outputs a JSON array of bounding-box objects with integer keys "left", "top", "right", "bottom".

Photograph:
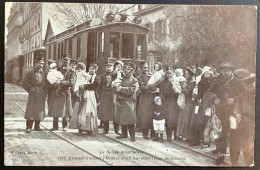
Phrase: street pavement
[{"left": 4, "top": 83, "right": 236, "bottom": 166}]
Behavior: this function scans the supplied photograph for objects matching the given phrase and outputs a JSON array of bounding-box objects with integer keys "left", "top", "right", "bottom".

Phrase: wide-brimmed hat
[
  {"left": 76, "top": 62, "right": 86, "bottom": 71},
  {"left": 233, "top": 69, "right": 251, "bottom": 79},
  {"left": 114, "top": 60, "right": 124, "bottom": 69}
]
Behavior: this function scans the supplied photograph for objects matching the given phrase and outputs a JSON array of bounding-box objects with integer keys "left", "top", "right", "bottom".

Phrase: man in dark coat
[
  {"left": 230, "top": 70, "right": 255, "bottom": 166},
  {"left": 48, "top": 55, "right": 76, "bottom": 131},
  {"left": 97, "top": 60, "right": 120, "bottom": 135},
  {"left": 23, "top": 57, "right": 47, "bottom": 133},
  {"left": 208, "top": 62, "right": 244, "bottom": 165},
  {"left": 136, "top": 62, "right": 158, "bottom": 139},
  {"left": 115, "top": 63, "right": 139, "bottom": 142}
]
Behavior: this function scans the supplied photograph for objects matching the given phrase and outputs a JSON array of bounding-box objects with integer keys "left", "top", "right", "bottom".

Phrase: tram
[
  {"left": 44, "top": 18, "right": 149, "bottom": 75},
  {"left": 10, "top": 47, "right": 46, "bottom": 83}
]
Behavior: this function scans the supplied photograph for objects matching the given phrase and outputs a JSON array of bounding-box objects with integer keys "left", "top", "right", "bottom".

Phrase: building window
[
  {"left": 77, "top": 36, "right": 82, "bottom": 59},
  {"left": 38, "top": 13, "right": 40, "bottom": 27},
  {"left": 155, "top": 20, "right": 166, "bottom": 40},
  {"left": 145, "top": 23, "right": 153, "bottom": 42},
  {"left": 98, "top": 32, "right": 104, "bottom": 59}
]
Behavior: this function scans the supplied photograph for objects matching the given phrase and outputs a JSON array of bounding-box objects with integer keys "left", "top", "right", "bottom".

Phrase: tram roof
[{"left": 46, "top": 19, "right": 149, "bottom": 44}]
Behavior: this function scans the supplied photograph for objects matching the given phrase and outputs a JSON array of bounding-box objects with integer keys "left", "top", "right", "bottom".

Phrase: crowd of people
[{"left": 22, "top": 53, "right": 255, "bottom": 166}]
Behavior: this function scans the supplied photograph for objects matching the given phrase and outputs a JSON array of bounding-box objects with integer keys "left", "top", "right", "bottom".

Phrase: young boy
[
  {"left": 153, "top": 96, "right": 165, "bottom": 142},
  {"left": 47, "top": 62, "right": 64, "bottom": 96}
]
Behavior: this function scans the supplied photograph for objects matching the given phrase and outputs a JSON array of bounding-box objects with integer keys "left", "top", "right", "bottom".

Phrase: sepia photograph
[{"left": 4, "top": 2, "right": 257, "bottom": 166}]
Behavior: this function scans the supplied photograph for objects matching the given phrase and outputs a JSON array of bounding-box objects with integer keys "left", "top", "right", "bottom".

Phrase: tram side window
[
  {"left": 122, "top": 33, "right": 134, "bottom": 59},
  {"left": 77, "top": 36, "right": 82, "bottom": 59},
  {"left": 69, "top": 39, "right": 72, "bottom": 57},
  {"left": 58, "top": 43, "right": 61, "bottom": 59},
  {"left": 98, "top": 32, "right": 104, "bottom": 59},
  {"left": 137, "top": 34, "right": 146, "bottom": 60},
  {"left": 109, "top": 32, "right": 119, "bottom": 59},
  {"left": 61, "top": 42, "right": 64, "bottom": 57},
  {"left": 53, "top": 44, "right": 56, "bottom": 60}
]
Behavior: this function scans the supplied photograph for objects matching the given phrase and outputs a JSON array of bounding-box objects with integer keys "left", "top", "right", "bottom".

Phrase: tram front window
[
  {"left": 122, "top": 33, "right": 134, "bottom": 59},
  {"left": 137, "top": 34, "right": 146, "bottom": 60},
  {"left": 109, "top": 32, "right": 120, "bottom": 59}
]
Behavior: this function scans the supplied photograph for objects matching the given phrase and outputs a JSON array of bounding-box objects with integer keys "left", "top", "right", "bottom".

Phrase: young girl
[
  {"left": 47, "top": 62, "right": 64, "bottom": 96},
  {"left": 153, "top": 96, "right": 165, "bottom": 142},
  {"left": 172, "top": 69, "right": 186, "bottom": 109}
]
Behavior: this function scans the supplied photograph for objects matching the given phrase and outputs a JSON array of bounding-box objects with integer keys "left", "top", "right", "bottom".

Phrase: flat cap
[
  {"left": 47, "top": 59, "right": 56, "bottom": 64},
  {"left": 70, "top": 59, "right": 78, "bottom": 64}
]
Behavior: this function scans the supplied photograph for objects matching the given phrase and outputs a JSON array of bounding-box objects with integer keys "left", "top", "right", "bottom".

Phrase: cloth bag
[{"left": 204, "top": 106, "right": 222, "bottom": 143}]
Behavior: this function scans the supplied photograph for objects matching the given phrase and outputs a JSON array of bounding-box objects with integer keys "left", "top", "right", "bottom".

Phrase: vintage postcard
[{"left": 4, "top": 2, "right": 256, "bottom": 166}]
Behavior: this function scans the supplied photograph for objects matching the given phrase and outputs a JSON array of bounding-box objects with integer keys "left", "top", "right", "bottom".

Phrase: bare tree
[{"left": 53, "top": 3, "right": 133, "bottom": 26}]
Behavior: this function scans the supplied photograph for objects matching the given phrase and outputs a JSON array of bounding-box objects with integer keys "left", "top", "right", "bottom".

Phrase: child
[
  {"left": 111, "top": 60, "right": 124, "bottom": 107},
  {"left": 153, "top": 96, "right": 165, "bottom": 142},
  {"left": 172, "top": 69, "right": 186, "bottom": 109},
  {"left": 147, "top": 62, "right": 165, "bottom": 86},
  {"left": 47, "top": 62, "right": 64, "bottom": 96}
]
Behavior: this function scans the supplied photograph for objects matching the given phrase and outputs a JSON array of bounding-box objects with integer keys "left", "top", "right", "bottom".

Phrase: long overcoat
[
  {"left": 23, "top": 69, "right": 47, "bottom": 121},
  {"left": 115, "top": 76, "right": 139, "bottom": 125},
  {"left": 159, "top": 78, "right": 179, "bottom": 129},
  {"left": 136, "top": 74, "right": 157, "bottom": 129},
  {"left": 176, "top": 79, "right": 196, "bottom": 139},
  {"left": 48, "top": 68, "right": 76, "bottom": 118},
  {"left": 97, "top": 73, "right": 115, "bottom": 121}
]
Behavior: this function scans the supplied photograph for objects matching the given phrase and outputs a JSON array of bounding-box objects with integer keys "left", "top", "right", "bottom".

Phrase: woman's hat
[
  {"left": 76, "top": 62, "right": 86, "bottom": 71},
  {"left": 49, "top": 62, "right": 57, "bottom": 69},
  {"left": 233, "top": 69, "right": 251, "bottom": 79},
  {"left": 154, "top": 96, "right": 161, "bottom": 103}
]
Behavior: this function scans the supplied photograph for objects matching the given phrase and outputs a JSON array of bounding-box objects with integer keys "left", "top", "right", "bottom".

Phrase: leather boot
[
  {"left": 142, "top": 129, "right": 149, "bottom": 139},
  {"left": 129, "top": 125, "right": 135, "bottom": 142},
  {"left": 34, "top": 121, "right": 42, "bottom": 131},
  {"left": 114, "top": 122, "right": 120, "bottom": 135},
  {"left": 116, "top": 125, "right": 127, "bottom": 139},
  {"left": 166, "top": 127, "right": 172, "bottom": 142},
  {"left": 150, "top": 129, "right": 155, "bottom": 138},
  {"left": 160, "top": 133, "right": 164, "bottom": 143},
  {"left": 103, "top": 121, "right": 109, "bottom": 134},
  {"left": 152, "top": 133, "right": 159, "bottom": 141}
]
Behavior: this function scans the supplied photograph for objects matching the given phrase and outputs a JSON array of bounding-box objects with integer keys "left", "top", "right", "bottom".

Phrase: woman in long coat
[
  {"left": 176, "top": 67, "right": 196, "bottom": 141},
  {"left": 23, "top": 58, "right": 47, "bottom": 133},
  {"left": 159, "top": 66, "right": 180, "bottom": 142}
]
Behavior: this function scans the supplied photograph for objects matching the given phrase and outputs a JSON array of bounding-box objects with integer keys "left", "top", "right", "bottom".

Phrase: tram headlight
[
  {"left": 133, "top": 16, "right": 142, "bottom": 24},
  {"left": 106, "top": 12, "right": 115, "bottom": 22},
  {"left": 119, "top": 14, "right": 128, "bottom": 22}
]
